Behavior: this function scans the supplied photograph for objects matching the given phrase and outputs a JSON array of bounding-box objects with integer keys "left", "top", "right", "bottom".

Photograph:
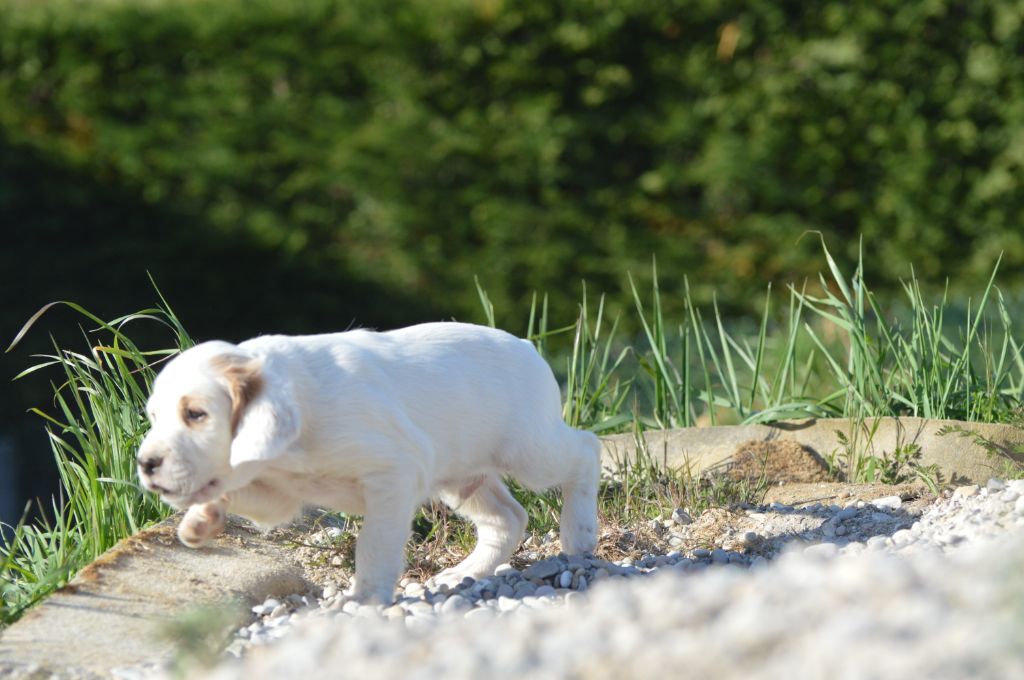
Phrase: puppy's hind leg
[
  {"left": 433, "top": 475, "right": 527, "bottom": 586},
  {"left": 512, "top": 427, "right": 600, "bottom": 555}
]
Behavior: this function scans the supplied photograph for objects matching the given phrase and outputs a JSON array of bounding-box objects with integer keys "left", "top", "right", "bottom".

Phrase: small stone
[
  {"left": 834, "top": 525, "right": 848, "bottom": 537},
  {"left": 834, "top": 507, "right": 859, "bottom": 521},
  {"left": 322, "top": 586, "right": 338, "bottom": 600},
  {"left": 576, "top": 575, "right": 588, "bottom": 591},
  {"left": 464, "top": 607, "right": 494, "bottom": 622},
  {"left": 1000, "top": 489, "right": 1020, "bottom": 503},
  {"left": 441, "top": 595, "right": 472, "bottom": 615},
  {"left": 534, "top": 585, "right": 557, "bottom": 598},
  {"left": 592, "top": 568, "right": 610, "bottom": 582},
  {"left": 404, "top": 581, "right": 425, "bottom": 598},
  {"left": 513, "top": 581, "right": 537, "bottom": 598},
  {"left": 866, "top": 535, "right": 890, "bottom": 550},
  {"left": 523, "top": 558, "right": 563, "bottom": 580},
  {"left": 252, "top": 598, "right": 280, "bottom": 616},
  {"left": 494, "top": 563, "right": 519, "bottom": 577},
  {"left": 871, "top": 512, "right": 894, "bottom": 523},
  {"left": 804, "top": 543, "right": 838, "bottom": 559},
  {"left": 952, "top": 485, "right": 979, "bottom": 500},
  {"left": 265, "top": 615, "right": 290, "bottom": 628},
  {"left": 987, "top": 478, "right": 1007, "bottom": 492},
  {"left": 269, "top": 603, "right": 289, "bottom": 619},
  {"left": 841, "top": 541, "right": 865, "bottom": 555},
  {"left": 496, "top": 583, "right": 515, "bottom": 599},
  {"left": 405, "top": 601, "right": 434, "bottom": 618},
  {"left": 671, "top": 508, "right": 692, "bottom": 525},
  {"left": 371, "top": 605, "right": 398, "bottom": 622},
  {"left": 710, "top": 548, "right": 729, "bottom": 564},
  {"left": 871, "top": 496, "right": 902, "bottom": 510},
  {"left": 497, "top": 596, "right": 520, "bottom": 613},
  {"left": 891, "top": 529, "right": 914, "bottom": 545},
  {"left": 693, "top": 548, "right": 711, "bottom": 558},
  {"left": 558, "top": 571, "right": 573, "bottom": 589}
]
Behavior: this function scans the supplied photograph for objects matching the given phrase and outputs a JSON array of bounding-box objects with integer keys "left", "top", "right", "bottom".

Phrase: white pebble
[
  {"left": 891, "top": 529, "right": 915, "bottom": 545},
  {"left": 497, "top": 596, "right": 520, "bottom": 613},
  {"left": 804, "top": 543, "right": 838, "bottom": 559},
  {"left": 871, "top": 496, "right": 902, "bottom": 510}
]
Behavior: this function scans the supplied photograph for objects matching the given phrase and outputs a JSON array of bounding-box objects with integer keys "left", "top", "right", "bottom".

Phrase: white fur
[{"left": 137, "top": 322, "right": 600, "bottom": 604}]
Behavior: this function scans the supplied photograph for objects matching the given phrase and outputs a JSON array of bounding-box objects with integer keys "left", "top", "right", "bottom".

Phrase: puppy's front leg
[
  {"left": 178, "top": 497, "right": 228, "bottom": 547},
  {"left": 349, "top": 473, "right": 420, "bottom": 605}
]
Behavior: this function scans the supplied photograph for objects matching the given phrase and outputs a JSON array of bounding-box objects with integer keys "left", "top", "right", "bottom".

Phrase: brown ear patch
[{"left": 210, "top": 354, "right": 264, "bottom": 435}]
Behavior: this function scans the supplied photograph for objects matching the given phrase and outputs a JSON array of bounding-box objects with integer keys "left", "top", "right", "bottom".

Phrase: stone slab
[
  {"left": 0, "top": 515, "right": 309, "bottom": 678},
  {"left": 602, "top": 417, "right": 1024, "bottom": 485}
]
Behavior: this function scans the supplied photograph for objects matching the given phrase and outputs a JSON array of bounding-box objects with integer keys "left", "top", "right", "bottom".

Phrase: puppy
[{"left": 137, "top": 322, "right": 600, "bottom": 604}]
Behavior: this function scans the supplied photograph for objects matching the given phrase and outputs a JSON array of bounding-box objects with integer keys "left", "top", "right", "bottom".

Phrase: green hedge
[{"left": 2, "top": 0, "right": 1023, "bottom": 329}]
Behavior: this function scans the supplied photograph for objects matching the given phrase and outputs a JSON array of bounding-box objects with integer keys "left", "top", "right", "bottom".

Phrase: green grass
[
  {"left": 1, "top": 297, "right": 189, "bottom": 625},
  {"left": 3, "top": 239, "right": 1024, "bottom": 626}
]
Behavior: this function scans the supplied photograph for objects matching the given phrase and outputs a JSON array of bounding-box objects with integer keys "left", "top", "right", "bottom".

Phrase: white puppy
[{"left": 137, "top": 322, "right": 600, "bottom": 604}]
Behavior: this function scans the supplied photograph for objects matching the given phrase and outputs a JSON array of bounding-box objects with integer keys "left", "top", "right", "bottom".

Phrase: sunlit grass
[{"left": 1, "top": 297, "right": 189, "bottom": 625}]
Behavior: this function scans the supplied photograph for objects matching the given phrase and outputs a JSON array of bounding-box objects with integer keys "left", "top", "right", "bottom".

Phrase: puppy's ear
[{"left": 212, "top": 354, "right": 300, "bottom": 467}]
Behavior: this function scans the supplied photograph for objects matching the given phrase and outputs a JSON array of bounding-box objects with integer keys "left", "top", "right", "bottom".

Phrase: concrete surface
[
  {"left": 0, "top": 516, "right": 309, "bottom": 678},
  {"left": 601, "top": 417, "right": 1024, "bottom": 484}
]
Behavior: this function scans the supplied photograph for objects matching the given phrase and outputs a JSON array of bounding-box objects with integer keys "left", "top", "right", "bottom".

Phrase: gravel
[{"left": 184, "top": 479, "right": 1024, "bottom": 679}]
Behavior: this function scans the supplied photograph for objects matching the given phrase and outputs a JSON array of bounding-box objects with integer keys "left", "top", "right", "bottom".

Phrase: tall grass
[
  {"left": 552, "top": 239, "right": 1023, "bottom": 432},
  {"left": 1, "top": 299, "right": 189, "bottom": 624}
]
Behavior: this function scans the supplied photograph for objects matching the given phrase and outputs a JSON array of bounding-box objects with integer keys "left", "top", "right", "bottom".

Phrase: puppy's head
[{"left": 136, "top": 341, "right": 297, "bottom": 509}]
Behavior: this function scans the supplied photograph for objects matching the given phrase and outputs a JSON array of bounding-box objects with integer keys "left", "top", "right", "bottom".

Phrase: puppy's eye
[{"left": 185, "top": 408, "right": 207, "bottom": 422}]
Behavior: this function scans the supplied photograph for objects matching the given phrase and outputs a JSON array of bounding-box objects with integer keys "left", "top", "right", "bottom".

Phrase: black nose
[{"left": 138, "top": 454, "right": 163, "bottom": 476}]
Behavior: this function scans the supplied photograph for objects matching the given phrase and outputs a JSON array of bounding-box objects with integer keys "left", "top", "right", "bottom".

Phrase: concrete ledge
[
  {"left": 0, "top": 515, "right": 309, "bottom": 678},
  {"left": 601, "top": 417, "right": 1024, "bottom": 485}
]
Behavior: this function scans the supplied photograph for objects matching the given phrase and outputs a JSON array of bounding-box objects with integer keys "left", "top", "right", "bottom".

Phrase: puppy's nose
[{"left": 138, "top": 454, "right": 164, "bottom": 476}]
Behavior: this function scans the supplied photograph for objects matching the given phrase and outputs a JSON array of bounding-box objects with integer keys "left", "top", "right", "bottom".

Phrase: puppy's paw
[{"left": 178, "top": 502, "right": 227, "bottom": 548}]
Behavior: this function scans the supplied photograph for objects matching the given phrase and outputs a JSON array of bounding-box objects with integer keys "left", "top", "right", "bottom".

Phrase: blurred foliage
[{"left": 2, "top": 0, "right": 1024, "bottom": 331}]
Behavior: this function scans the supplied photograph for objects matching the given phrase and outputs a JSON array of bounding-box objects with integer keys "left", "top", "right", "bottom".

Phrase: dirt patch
[
  {"left": 762, "top": 481, "right": 932, "bottom": 509},
  {"left": 726, "top": 440, "right": 832, "bottom": 483}
]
